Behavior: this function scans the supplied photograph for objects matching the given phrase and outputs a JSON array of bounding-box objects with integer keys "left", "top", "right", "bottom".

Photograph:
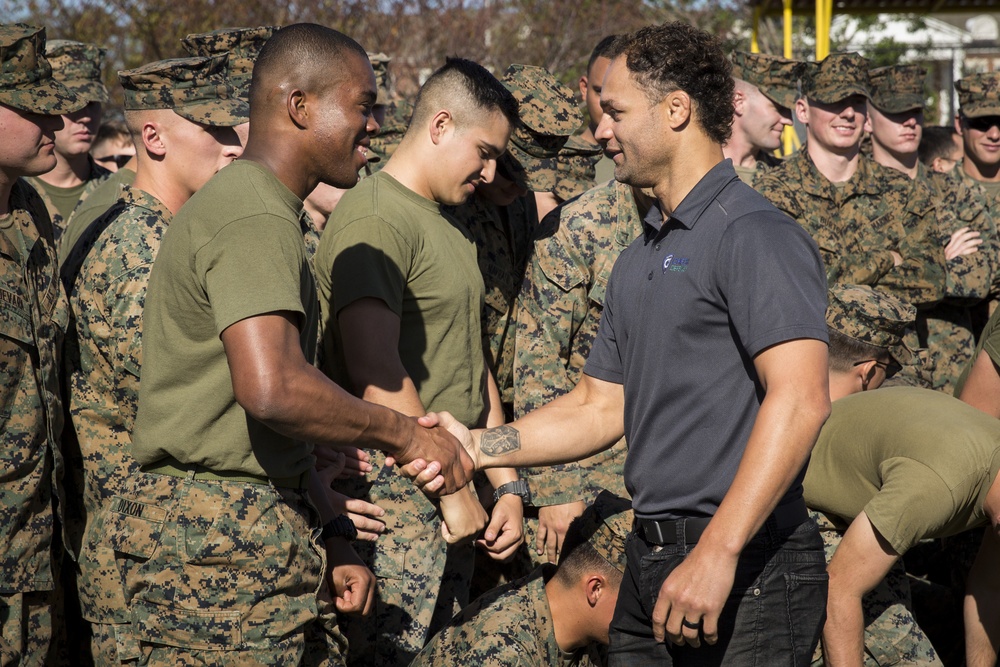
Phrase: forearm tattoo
[{"left": 480, "top": 424, "right": 521, "bottom": 457}]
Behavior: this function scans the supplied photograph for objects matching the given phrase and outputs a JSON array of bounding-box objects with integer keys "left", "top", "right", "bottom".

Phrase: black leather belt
[{"left": 636, "top": 498, "right": 808, "bottom": 546}]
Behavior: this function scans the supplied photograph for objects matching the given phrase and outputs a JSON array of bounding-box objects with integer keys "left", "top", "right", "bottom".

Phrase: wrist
[
  {"left": 493, "top": 480, "right": 531, "bottom": 505},
  {"left": 321, "top": 515, "right": 358, "bottom": 542}
]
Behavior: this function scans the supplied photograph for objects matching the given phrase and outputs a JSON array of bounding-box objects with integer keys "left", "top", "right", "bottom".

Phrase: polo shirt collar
[{"left": 642, "top": 159, "right": 739, "bottom": 236}]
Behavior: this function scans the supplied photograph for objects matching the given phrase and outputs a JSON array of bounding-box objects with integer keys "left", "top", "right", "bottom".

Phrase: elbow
[{"left": 233, "top": 370, "right": 296, "bottom": 424}]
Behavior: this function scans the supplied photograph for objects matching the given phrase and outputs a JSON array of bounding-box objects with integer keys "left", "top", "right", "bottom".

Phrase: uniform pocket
[
  {"left": 105, "top": 496, "right": 167, "bottom": 560},
  {"left": 132, "top": 598, "right": 242, "bottom": 651},
  {"left": 784, "top": 571, "right": 828, "bottom": 660}
]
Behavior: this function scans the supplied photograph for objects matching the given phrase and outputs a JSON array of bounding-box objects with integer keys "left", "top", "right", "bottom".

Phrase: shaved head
[
  {"left": 249, "top": 23, "right": 370, "bottom": 119},
  {"left": 408, "top": 58, "right": 518, "bottom": 136}
]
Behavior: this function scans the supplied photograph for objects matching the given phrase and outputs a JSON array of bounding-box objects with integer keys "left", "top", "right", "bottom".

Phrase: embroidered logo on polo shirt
[{"left": 662, "top": 254, "right": 689, "bottom": 274}]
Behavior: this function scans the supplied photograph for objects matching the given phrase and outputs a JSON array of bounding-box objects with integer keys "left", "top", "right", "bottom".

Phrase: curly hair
[{"left": 610, "top": 22, "right": 734, "bottom": 144}]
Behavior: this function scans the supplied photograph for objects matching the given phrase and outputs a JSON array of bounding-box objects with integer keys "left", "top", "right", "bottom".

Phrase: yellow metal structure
[{"left": 782, "top": 0, "right": 796, "bottom": 154}]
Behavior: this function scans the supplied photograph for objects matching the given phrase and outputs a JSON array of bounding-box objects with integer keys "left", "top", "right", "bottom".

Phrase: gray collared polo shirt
[{"left": 584, "top": 159, "right": 828, "bottom": 520}]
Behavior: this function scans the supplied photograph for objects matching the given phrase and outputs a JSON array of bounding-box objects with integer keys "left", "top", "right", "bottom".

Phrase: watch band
[
  {"left": 493, "top": 480, "right": 531, "bottom": 505},
  {"left": 321, "top": 514, "right": 358, "bottom": 541}
]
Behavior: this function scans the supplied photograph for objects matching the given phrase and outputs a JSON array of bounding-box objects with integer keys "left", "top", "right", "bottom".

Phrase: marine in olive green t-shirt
[
  {"left": 60, "top": 167, "right": 136, "bottom": 265},
  {"left": 316, "top": 169, "right": 486, "bottom": 426},
  {"left": 132, "top": 159, "right": 317, "bottom": 479},
  {"left": 954, "top": 304, "right": 1000, "bottom": 397},
  {"left": 803, "top": 386, "right": 1000, "bottom": 555}
]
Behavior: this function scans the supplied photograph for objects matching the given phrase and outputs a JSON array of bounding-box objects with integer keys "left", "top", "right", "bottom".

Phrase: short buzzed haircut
[
  {"left": 918, "top": 125, "right": 959, "bottom": 167},
  {"left": 249, "top": 23, "right": 368, "bottom": 112},
  {"left": 408, "top": 57, "right": 518, "bottom": 134},
  {"left": 609, "top": 22, "right": 734, "bottom": 145},
  {"left": 555, "top": 512, "right": 623, "bottom": 587},
  {"left": 588, "top": 35, "right": 619, "bottom": 75},
  {"left": 828, "top": 330, "right": 890, "bottom": 372}
]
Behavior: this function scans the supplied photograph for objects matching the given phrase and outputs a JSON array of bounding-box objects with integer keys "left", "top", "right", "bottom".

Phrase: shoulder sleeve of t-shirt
[
  {"left": 982, "top": 310, "right": 1000, "bottom": 368},
  {"left": 864, "top": 457, "right": 958, "bottom": 555},
  {"left": 717, "top": 207, "right": 829, "bottom": 358},
  {"left": 197, "top": 214, "right": 308, "bottom": 335},
  {"left": 583, "top": 247, "right": 626, "bottom": 384},
  {"left": 323, "top": 215, "right": 412, "bottom": 317}
]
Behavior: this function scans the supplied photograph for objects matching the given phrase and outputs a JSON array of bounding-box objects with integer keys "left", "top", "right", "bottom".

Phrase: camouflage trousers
[
  {"left": 809, "top": 511, "right": 941, "bottom": 666},
  {"left": 0, "top": 589, "right": 57, "bottom": 667},
  {"left": 337, "top": 462, "right": 473, "bottom": 666},
  {"left": 97, "top": 471, "right": 347, "bottom": 666}
]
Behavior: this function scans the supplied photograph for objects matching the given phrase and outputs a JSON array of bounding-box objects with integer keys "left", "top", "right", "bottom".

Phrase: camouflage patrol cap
[
  {"left": 46, "top": 40, "right": 109, "bottom": 105},
  {"left": 501, "top": 64, "right": 583, "bottom": 192},
  {"left": 955, "top": 72, "right": 1000, "bottom": 118},
  {"left": 826, "top": 285, "right": 915, "bottom": 366},
  {"left": 800, "top": 52, "right": 870, "bottom": 105},
  {"left": 368, "top": 52, "right": 392, "bottom": 106},
  {"left": 119, "top": 55, "right": 248, "bottom": 127},
  {"left": 528, "top": 133, "right": 603, "bottom": 200},
  {"left": 367, "top": 98, "right": 412, "bottom": 171},
  {"left": 181, "top": 26, "right": 277, "bottom": 103},
  {"left": 868, "top": 64, "right": 926, "bottom": 114},
  {"left": 569, "top": 491, "right": 633, "bottom": 574},
  {"left": 0, "top": 24, "right": 83, "bottom": 115},
  {"left": 730, "top": 51, "right": 799, "bottom": 110}
]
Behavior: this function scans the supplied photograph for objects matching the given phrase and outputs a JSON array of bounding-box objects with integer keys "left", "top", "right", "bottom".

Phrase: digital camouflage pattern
[
  {"left": 868, "top": 64, "right": 925, "bottom": 114},
  {"left": 501, "top": 64, "right": 582, "bottom": 193},
  {"left": 445, "top": 193, "right": 536, "bottom": 413},
  {"left": 59, "top": 166, "right": 135, "bottom": 266},
  {"left": 955, "top": 71, "right": 1000, "bottom": 118},
  {"left": 893, "top": 165, "right": 1000, "bottom": 393},
  {"left": 756, "top": 151, "right": 945, "bottom": 308},
  {"left": 46, "top": 39, "right": 109, "bottom": 104},
  {"left": 809, "top": 512, "right": 941, "bottom": 666},
  {"left": 61, "top": 184, "right": 168, "bottom": 658},
  {"left": 0, "top": 180, "right": 68, "bottom": 663},
  {"left": 24, "top": 157, "right": 112, "bottom": 246},
  {"left": 368, "top": 52, "right": 392, "bottom": 106},
  {"left": 826, "top": 284, "right": 915, "bottom": 366},
  {"left": 120, "top": 54, "right": 248, "bottom": 126},
  {"left": 334, "top": 461, "right": 474, "bottom": 666},
  {"left": 95, "top": 471, "right": 346, "bottom": 665},
  {"left": 367, "top": 98, "right": 411, "bottom": 169},
  {"left": 571, "top": 490, "right": 633, "bottom": 573},
  {"left": 0, "top": 23, "right": 83, "bottom": 115},
  {"left": 730, "top": 51, "right": 800, "bottom": 109},
  {"left": 410, "top": 565, "right": 601, "bottom": 667},
  {"left": 181, "top": 26, "right": 277, "bottom": 103},
  {"left": 800, "top": 52, "right": 870, "bottom": 104},
  {"left": 509, "top": 180, "right": 644, "bottom": 572},
  {"left": 537, "top": 133, "right": 604, "bottom": 202}
]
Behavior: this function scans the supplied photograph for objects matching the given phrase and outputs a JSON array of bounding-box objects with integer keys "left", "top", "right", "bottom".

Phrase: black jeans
[{"left": 608, "top": 516, "right": 828, "bottom": 666}]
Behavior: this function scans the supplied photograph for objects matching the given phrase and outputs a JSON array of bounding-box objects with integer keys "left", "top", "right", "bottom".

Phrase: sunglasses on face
[
  {"left": 94, "top": 154, "right": 132, "bottom": 168},
  {"left": 963, "top": 115, "right": 1000, "bottom": 132}
]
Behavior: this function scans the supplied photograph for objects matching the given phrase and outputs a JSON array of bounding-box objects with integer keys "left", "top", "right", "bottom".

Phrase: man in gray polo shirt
[{"left": 415, "top": 22, "right": 830, "bottom": 664}]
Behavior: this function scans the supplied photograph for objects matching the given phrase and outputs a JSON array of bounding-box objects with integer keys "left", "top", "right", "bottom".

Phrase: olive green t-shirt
[
  {"left": 31, "top": 180, "right": 87, "bottom": 222},
  {"left": 132, "top": 160, "right": 317, "bottom": 478},
  {"left": 803, "top": 386, "right": 1000, "bottom": 554},
  {"left": 316, "top": 171, "right": 486, "bottom": 427},
  {"left": 954, "top": 304, "right": 1000, "bottom": 397}
]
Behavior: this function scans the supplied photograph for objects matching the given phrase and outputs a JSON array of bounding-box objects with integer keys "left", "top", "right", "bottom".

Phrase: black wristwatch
[
  {"left": 321, "top": 514, "right": 358, "bottom": 541},
  {"left": 493, "top": 480, "right": 531, "bottom": 505}
]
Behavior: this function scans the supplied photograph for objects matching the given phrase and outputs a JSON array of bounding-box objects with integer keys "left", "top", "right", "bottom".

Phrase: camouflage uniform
[
  {"left": 61, "top": 55, "right": 253, "bottom": 664},
  {"left": 756, "top": 151, "right": 944, "bottom": 310},
  {"left": 810, "top": 287, "right": 938, "bottom": 665},
  {"left": 507, "top": 180, "right": 645, "bottom": 575},
  {"left": 866, "top": 65, "right": 999, "bottom": 392},
  {"left": 0, "top": 24, "right": 83, "bottom": 666},
  {"left": 23, "top": 40, "right": 112, "bottom": 245},
  {"left": 411, "top": 493, "right": 631, "bottom": 667},
  {"left": 59, "top": 166, "right": 135, "bottom": 266},
  {"left": 729, "top": 51, "right": 799, "bottom": 184}
]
